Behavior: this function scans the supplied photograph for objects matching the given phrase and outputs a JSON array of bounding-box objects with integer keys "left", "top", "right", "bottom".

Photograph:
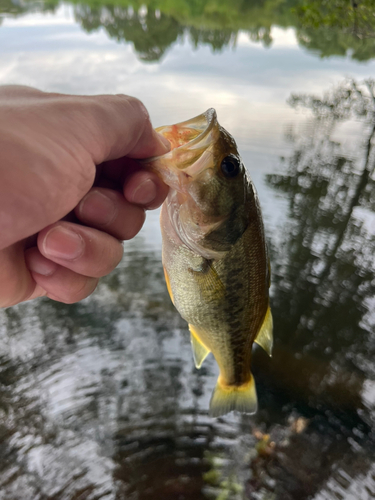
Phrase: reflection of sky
[
  {"left": 2, "top": 7, "right": 375, "bottom": 132},
  {"left": 1, "top": 3, "right": 374, "bottom": 264},
  {"left": 3, "top": 7, "right": 375, "bottom": 154},
  {"left": 1, "top": 5, "right": 374, "bottom": 318},
  {"left": 3, "top": 8, "right": 375, "bottom": 146},
  {"left": 3, "top": 4, "right": 375, "bottom": 241}
]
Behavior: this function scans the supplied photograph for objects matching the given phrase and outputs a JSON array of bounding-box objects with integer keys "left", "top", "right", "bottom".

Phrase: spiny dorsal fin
[
  {"left": 254, "top": 305, "right": 273, "bottom": 357},
  {"left": 189, "top": 324, "right": 210, "bottom": 369},
  {"left": 209, "top": 374, "right": 258, "bottom": 417}
]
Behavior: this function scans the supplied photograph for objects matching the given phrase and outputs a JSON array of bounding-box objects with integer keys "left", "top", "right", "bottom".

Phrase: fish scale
[{"left": 143, "top": 109, "right": 273, "bottom": 417}]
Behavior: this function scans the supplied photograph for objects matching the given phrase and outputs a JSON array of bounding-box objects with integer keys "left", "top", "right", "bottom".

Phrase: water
[{"left": 1, "top": 1, "right": 375, "bottom": 498}]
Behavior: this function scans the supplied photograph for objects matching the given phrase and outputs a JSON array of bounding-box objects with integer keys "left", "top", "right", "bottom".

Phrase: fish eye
[{"left": 221, "top": 155, "right": 240, "bottom": 178}]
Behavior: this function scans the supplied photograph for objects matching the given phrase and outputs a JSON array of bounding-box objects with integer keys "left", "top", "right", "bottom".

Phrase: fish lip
[
  {"left": 141, "top": 108, "right": 219, "bottom": 194},
  {"left": 142, "top": 108, "right": 218, "bottom": 166},
  {"left": 172, "top": 107, "right": 217, "bottom": 157}
]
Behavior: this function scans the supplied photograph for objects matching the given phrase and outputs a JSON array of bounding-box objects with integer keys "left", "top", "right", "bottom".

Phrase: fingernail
[
  {"left": 43, "top": 226, "right": 84, "bottom": 261},
  {"left": 157, "top": 132, "right": 171, "bottom": 152},
  {"left": 27, "top": 255, "right": 57, "bottom": 276},
  {"left": 130, "top": 178, "right": 157, "bottom": 205},
  {"left": 78, "top": 190, "right": 116, "bottom": 225}
]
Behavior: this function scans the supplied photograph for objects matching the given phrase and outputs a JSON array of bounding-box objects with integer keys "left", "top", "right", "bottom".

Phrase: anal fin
[
  {"left": 189, "top": 324, "right": 210, "bottom": 369},
  {"left": 254, "top": 305, "right": 273, "bottom": 357}
]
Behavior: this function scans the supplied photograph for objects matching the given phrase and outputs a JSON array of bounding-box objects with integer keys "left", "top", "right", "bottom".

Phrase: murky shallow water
[{"left": 1, "top": 1, "right": 375, "bottom": 498}]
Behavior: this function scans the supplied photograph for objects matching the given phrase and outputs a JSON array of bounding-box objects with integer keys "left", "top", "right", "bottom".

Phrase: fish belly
[{"left": 160, "top": 204, "right": 268, "bottom": 387}]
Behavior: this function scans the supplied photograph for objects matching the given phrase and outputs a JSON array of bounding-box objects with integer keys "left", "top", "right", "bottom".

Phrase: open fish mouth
[
  {"left": 155, "top": 108, "right": 217, "bottom": 159},
  {"left": 142, "top": 109, "right": 220, "bottom": 189}
]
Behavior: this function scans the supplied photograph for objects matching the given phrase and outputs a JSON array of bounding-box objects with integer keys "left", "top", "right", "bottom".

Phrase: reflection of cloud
[
  {"left": 237, "top": 27, "right": 298, "bottom": 49},
  {"left": 26, "top": 440, "right": 115, "bottom": 498},
  {"left": 353, "top": 206, "right": 375, "bottom": 241},
  {"left": 3, "top": 4, "right": 75, "bottom": 26},
  {"left": 271, "top": 27, "right": 299, "bottom": 48},
  {"left": 360, "top": 296, "right": 375, "bottom": 335},
  {"left": 362, "top": 378, "right": 375, "bottom": 408},
  {"left": 4, "top": 6, "right": 374, "bottom": 293},
  {"left": 315, "top": 463, "right": 375, "bottom": 500},
  {"left": 2, "top": 7, "right": 375, "bottom": 145}
]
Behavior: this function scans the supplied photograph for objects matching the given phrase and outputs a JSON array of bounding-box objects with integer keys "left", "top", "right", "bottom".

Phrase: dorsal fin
[{"left": 254, "top": 305, "right": 273, "bottom": 357}]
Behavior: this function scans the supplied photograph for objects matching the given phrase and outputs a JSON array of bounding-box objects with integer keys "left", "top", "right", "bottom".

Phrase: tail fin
[{"left": 209, "top": 375, "right": 258, "bottom": 417}]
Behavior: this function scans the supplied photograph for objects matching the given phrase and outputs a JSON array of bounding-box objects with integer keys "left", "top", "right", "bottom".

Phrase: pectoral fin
[
  {"left": 255, "top": 305, "right": 273, "bottom": 357},
  {"left": 189, "top": 324, "right": 210, "bottom": 369},
  {"left": 189, "top": 259, "right": 225, "bottom": 299},
  {"left": 163, "top": 266, "right": 174, "bottom": 305}
]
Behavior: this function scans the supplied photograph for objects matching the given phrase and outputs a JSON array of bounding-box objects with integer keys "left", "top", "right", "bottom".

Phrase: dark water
[{"left": 1, "top": 1, "right": 375, "bottom": 499}]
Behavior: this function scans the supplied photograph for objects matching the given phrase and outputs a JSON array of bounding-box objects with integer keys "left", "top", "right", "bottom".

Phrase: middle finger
[
  {"left": 37, "top": 221, "right": 124, "bottom": 278},
  {"left": 75, "top": 187, "right": 146, "bottom": 241}
]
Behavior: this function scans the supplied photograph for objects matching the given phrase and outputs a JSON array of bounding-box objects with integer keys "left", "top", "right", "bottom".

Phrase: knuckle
[
  {"left": 71, "top": 153, "right": 96, "bottom": 197},
  {"left": 115, "top": 94, "right": 151, "bottom": 133},
  {"left": 88, "top": 94, "right": 151, "bottom": 160}
]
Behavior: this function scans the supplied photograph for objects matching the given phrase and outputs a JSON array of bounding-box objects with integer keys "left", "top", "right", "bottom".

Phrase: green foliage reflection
[
  {"left": 2, "top": 0, "right": 375, "bottom": 62},
  {"left": 261, "top": 78, "right": 375, "bottom": 414}
]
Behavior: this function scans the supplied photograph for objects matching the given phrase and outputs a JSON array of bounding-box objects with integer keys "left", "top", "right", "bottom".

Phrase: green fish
[{"left": 143, "top": 109, "right": 273, "bottom": 417}]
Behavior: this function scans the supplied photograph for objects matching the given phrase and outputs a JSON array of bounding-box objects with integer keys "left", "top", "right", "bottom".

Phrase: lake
[{"left": 1, "top": 1, "right": 375, "bottom": 499}]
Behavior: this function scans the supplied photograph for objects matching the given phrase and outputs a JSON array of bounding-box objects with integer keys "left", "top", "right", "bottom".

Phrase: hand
[{"left": 0, "top": 86, "right": 170, "bottom": 308}]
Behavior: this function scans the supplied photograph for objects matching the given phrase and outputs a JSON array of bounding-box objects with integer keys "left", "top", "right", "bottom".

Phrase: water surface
[{"left": 1, "top": 1, "right": 375, "bottom": 499}]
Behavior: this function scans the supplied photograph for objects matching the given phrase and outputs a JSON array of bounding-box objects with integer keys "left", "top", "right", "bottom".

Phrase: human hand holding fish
[
  {"left": 0, "top": 88, "right": 273, "bottom": 418},
  {"left": 0, "top": 85, "right": 170, "bottom": 307}
]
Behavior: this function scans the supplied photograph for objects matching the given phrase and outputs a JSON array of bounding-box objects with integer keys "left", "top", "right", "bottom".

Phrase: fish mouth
[
  {"left": 154, "top": 108, "right": 217, "bottom": 159},
  {"left": 142, "top": 108, "right": 219, "bottom": 190}
]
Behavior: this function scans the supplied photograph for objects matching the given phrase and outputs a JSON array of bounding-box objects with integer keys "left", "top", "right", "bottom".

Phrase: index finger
[{"left": 55, "top": 94, "right": 171, "bottom": 164}]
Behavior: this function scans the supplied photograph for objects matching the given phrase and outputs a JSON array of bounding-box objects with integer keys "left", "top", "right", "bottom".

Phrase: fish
[{"left": 143, "top": 109, "right": 273, "bottom": 417}]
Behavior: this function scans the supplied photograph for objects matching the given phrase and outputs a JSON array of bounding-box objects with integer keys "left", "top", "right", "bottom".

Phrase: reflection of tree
[
  {"left": 0, "top": 243, "right": 214, "bottom": 498},
  {"left": 74, "top": 5, "right": 183, "bottom": 61},
  {"left": 0, "top": 0, "right": 30, "bottom": 15},
  {"left": 294, "top": 0, "right": 375, "bottom": 60},
  {"left": 71, "top": 0, "right": 281, "bottom": 60},
  {"left": 258, "top": 78, "right": 375, "bottom": 407},
  {"left": 247, "top": 78, "right": 375, "bottom": 499},
  {"left": 295, "top": 0, "right": 375, "bottom": 37},
  {"left": 296, "top": 25, "right": 375, "bottom": 61},
  {"left": 0, "top": 0, "right": 57, "bottom": 17},
  {"left": 1, "top": 76, "right": 375, "bottom": 497},
  {"left": 188, "top": 26, "right": 237, "bottom": 52},
  {"left": 3, "top": 0, "right": 375, "bottom": 61}
]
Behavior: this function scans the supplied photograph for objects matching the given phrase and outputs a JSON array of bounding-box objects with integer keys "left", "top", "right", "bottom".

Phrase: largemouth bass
[{"left": 143, "top": 109, "right": 273, "bottom": 417}]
